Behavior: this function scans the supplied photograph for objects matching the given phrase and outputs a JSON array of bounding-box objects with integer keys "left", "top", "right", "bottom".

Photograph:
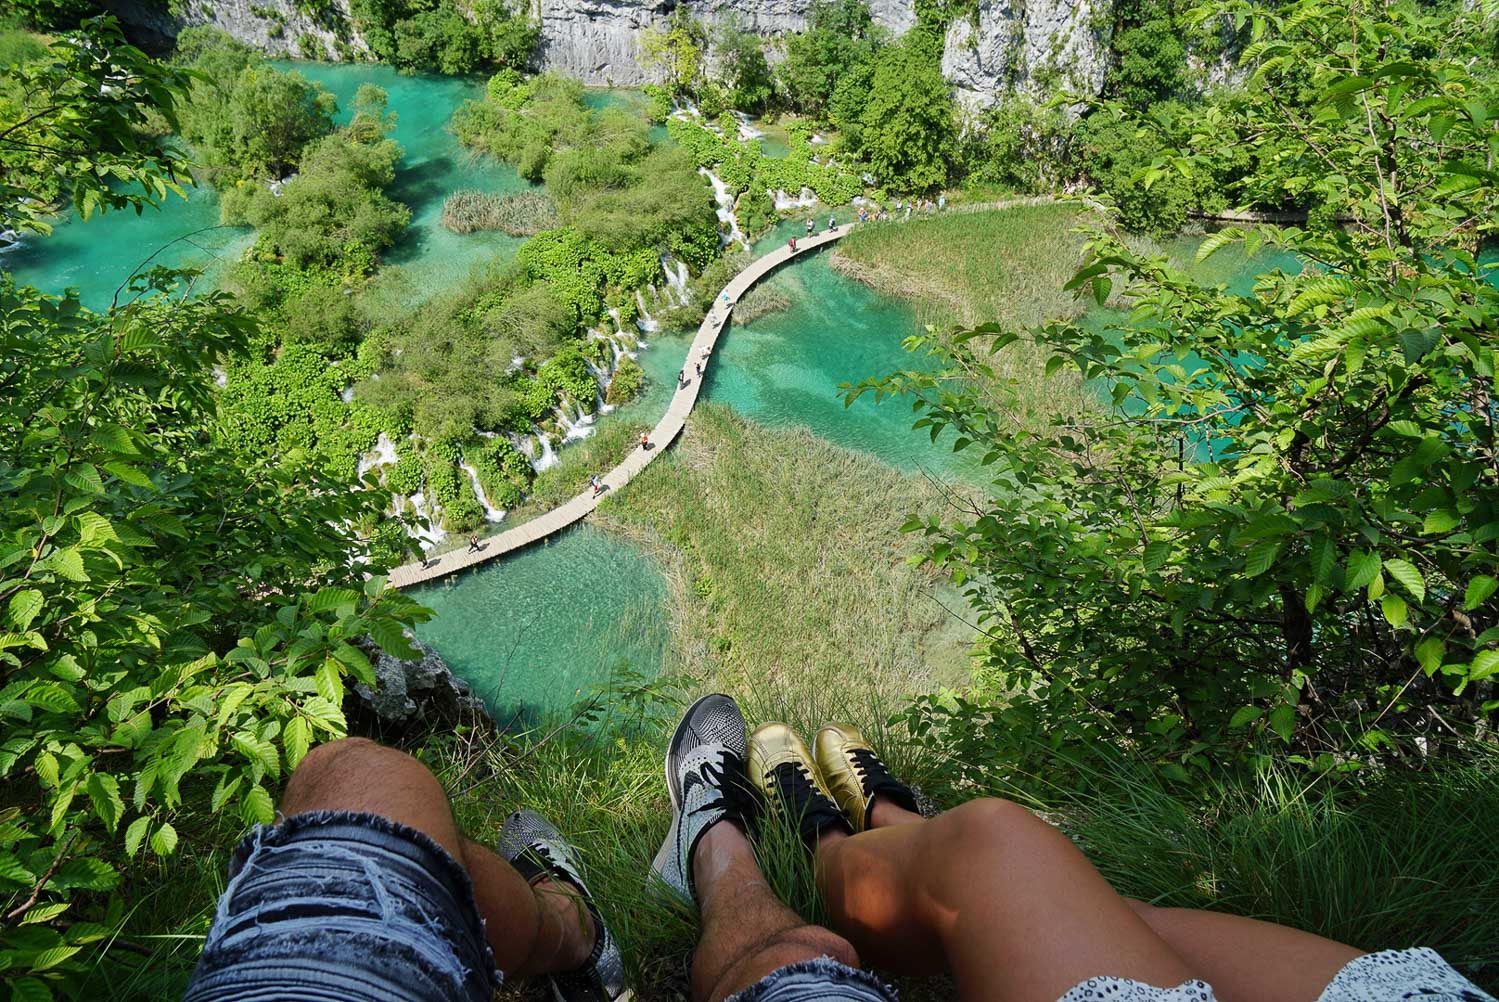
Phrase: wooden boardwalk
[{"left": 388, "top": 223, "right": 851, "bottom": 588}]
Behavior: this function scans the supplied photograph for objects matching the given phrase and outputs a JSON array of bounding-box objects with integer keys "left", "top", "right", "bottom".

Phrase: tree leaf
[
  {"left": 124, "top": 816, "right": 150, "bottom": 858},
  {"left": 150, "top": 821, "right": 178, "bottom": 857},
  {"left": 7, "top": 590, "right": 44, "bottom": 631},
  {"left": 1465, "top": 575, "right": 1498, "bottom": 610},
  {"left": 1344, "top": 550, "right": 1381, "bottom": 591},
  {"left": 1382, "top": 558, "right": 1425, "bottom": 602}
]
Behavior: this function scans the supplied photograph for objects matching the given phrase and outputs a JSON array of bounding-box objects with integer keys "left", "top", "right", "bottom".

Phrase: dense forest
[{"left": 2, "top": 0, "right": 1497, "bottom": 996}]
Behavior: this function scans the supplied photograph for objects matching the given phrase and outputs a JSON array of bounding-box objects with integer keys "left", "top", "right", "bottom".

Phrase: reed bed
[{"left": 440, "top": 189, "right": 560, "bottom": 236}]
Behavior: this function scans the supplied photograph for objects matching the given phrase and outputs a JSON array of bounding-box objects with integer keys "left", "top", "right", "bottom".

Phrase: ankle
[
  {"left": 691, "top": 819, "right": 758, "bottom": 905},
  {"left": 532, "top": 877, "right": 596, "bottom": 971},
  {"left": 868, "top": 795, "right": 923, "bottom": 829}
]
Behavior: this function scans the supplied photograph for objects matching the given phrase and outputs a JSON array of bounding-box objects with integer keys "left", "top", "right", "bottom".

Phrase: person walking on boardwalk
[
  {"left": 788, "top": 236, "right": 798, "bottom": 252},
  {"left": 589, "top": 474, "right": 603, "bottom": 497},
  {"left": 695, "top": 361, "right": 703, "bottom": 378},
  {"left": 806, "top": 218, "right": 814, "bottom": 236},
  {"left": 466, "top": 535, "right": 480, "bottom": 554},
  {"left": 639, "top": 431, "right": 651, "bottom": 451},
  {"left": 181, "top": 691, "right": 1498, "bottom": 1002},
  {"left": 829, "top": 213, "right": 837, "bottom": 231}
]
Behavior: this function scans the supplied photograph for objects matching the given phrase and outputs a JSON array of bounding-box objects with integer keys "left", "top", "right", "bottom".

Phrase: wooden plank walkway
[{"left": 388, "top": 223, "right": 852, "bottom": 588}]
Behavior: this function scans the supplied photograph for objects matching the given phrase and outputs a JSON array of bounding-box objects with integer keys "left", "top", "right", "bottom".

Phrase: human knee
[
  {"left": 283, "top": 737, "right": 428, "bottom": 809},
  {"left": 931, "top": 797, "right": 1044, "bottom": 850},
  {"left": 767, "top": 924, "right": 860, "bottom": 971}
]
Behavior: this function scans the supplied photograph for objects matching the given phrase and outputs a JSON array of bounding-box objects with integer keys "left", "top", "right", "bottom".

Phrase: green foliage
[
  {"left": 221, "top": 88, "right": 408, "bottom": 276},
  {"left": 639, "top": 11, "right": 707, "bottom": 99},
  {"left": 853, "top": 0, "right": 1499, "bottom": 775},
  {"left": 0, "top": 17, "right": 192, "bottom": 236},
  {"left": 387, "top": 453, "right": 423, "bottom": 496},
  {"left": 175, "top": 29, "right": 338, "bottom": 184},
  {"left": 0, "top": 268, "right": 427, "bottom": 994},
  {"left": 714, "top": 16, "right": 776, "bottom": 114},
  {"left": 1074, "top": 107, "right": 1194, "bottom": 236},
  {"left": 848, "top": 37, "right": 956, "bottom": 192},
  {"left": 350, "top": 0, "right": 537, "bottom": 74},
  {"left": 1109, "top": 18, "right": 1189, "bottom": 107},
  {"left": 778, "top": 0, "right": 881, "bottom": 118},
  {"left": 605, "top": 355, "right": 646, "bottom": 406},
  {"left": 471, "top": 436, "right": 533, "bottom": 509},
  {"left": 960, "top": 97, "right": 1070, "bottom": 193}
]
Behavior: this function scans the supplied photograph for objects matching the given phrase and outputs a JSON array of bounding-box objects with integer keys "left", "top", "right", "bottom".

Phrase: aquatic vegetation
[{"left": 439, "top": 188, "right": 559, "bottom": 235}]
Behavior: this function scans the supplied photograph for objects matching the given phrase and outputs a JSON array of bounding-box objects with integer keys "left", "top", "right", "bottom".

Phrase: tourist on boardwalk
[
  {"left": 638, "top": 432, "right": 651, "bottom": 451},
  {"left": 181, "top": 692, "right": 1493, "bottom": 1002},
  {"left": 788, "top": 236, "right": 798, "bottom": 252},
  {"left": 678, "top": 368, "right": 688, "bottom": 386},
  {"left": 466, "top": 535, "right": 480, "bottom": 554},
  {"left": 806, "top": 218, "right": 815, "bottom": 236},
  {"left": 589, "top": 474, "right": 604, "bottom": 497},
  {"left": 829, "top": 213, "right": 837, "bottom": 231},
  {"left": 695, "top": 361, "right": 703, "bottom": 378}
]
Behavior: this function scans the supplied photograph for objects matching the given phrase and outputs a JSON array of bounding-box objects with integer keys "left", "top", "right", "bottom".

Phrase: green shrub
[
  {"left": 605, "top": 355, "right": 645, "bottom": 406},
  {"left": 387, "top": 453, "right": 423, "bottom": 495}
]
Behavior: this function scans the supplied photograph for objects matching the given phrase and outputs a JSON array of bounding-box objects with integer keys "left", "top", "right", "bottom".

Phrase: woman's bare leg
[
  {"left": 816, "top": 796, "right": 1359, "bottom": 1002},
  {"left": 1125, "top": 901, "right": 1360, "bottom": 1002}
]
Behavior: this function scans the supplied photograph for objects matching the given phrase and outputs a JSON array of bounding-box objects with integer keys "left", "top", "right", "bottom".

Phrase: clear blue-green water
[{"left": 411, "top": 523, "right": 670, "bottom": 724}]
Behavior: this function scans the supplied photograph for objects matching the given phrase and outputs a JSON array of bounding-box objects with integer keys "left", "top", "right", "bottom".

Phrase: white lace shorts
[{"left": 1059, "top": 947, "right": 1493, "bottom": 1002}]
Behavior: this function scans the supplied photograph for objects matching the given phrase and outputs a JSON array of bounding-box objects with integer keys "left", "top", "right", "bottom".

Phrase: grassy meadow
[{"left": 831, "top": 202, "right": 1097, "bottom": 422}]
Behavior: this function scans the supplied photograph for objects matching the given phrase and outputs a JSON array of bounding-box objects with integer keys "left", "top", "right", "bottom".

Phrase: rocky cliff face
[
  {"left": 537, "top": 0, "right": 1108, "bottom": 106},
  {"left": 110, "top": 0, "right": 1108, "bottom": 108},
  {"left": 105, "top": 0, "right": 369, "bottom": 59}
]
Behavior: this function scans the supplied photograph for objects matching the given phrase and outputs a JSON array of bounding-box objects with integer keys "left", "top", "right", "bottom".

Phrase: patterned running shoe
[
  {"left": 650, "top": 693, "right": 752, "bottom": 903},
  {"left": 812, "top": 723, "right": 920, "bottom": 833},
  {"left": 748, "top": 722, "right": 852, "bottom": 845},
  {"left": 498, "top": 809, "right": 628, "bottom": 1002}
]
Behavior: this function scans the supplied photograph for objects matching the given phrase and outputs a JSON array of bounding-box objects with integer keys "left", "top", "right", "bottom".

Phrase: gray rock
[
  {"left": 105, "top": 0, "right": 370, "bottom": 59},
  {"left": 349, "top": 638, "right": 493, "bottom": 735},
  {"left": 941, "top": 0, "right": 1110, "bottom": 115}
]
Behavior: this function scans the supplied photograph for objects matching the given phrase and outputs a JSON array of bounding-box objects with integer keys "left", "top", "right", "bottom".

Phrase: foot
[
  {"left": 747, "top": 723, "right": 851, "bottom": 845},
  {"left": 498, "top": 809, "right": 627, "bottom": 1001},
  {"left": 812, "top": 724, "right": 919, "bottom": 834},
  {"left": 651, "top": 693, "right": 753, "bottom": 904}
]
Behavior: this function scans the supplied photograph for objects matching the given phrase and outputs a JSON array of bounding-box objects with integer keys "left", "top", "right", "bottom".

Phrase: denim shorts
[
  {"left": 181, "top": 810, "right": 501, "bottom": 1002},
  {"left": 727, "top": 956, "right": 899, "bottom": 1002}
]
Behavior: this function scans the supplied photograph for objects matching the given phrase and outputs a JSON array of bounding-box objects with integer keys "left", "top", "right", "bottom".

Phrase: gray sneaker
[
  {"left": 650, "top": 693, "right": 752, "bottom": 903},
  {"left": 498, "top": 809, "right": 628, "bottom": 1002}
]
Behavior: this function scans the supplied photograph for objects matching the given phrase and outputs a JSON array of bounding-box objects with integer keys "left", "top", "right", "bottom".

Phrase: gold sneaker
[
  {"left": 748, "top": 723, "right": 851, "bottom": 844},
  {"left": 812, "top": 724, "right": 920, "bottom": 833}
]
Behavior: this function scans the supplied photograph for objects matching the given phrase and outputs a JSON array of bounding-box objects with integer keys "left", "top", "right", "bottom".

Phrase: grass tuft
[{"left": 441, "top": 189, "right": 560, "bottom": 236}]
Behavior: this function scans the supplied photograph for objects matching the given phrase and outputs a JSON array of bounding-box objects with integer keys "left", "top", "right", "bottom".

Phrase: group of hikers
[{"left": 788, "top": 196, "right": 948, "bottom": 253}]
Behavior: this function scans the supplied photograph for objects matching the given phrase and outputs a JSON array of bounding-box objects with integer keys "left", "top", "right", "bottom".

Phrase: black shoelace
[
  {"left": 765, "top": 761, "right": 846, "bottom": 843},
  {"left": 849, "top": 748, "right": 919, "bottom": 814},
  {"left": 690, "top": 751, "right": 754, "bottom": 825}
]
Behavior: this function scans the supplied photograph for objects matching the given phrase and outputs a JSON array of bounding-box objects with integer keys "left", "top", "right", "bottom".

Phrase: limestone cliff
[{"left": 108, "top": 0, "right": 1110, "bottom": 106}]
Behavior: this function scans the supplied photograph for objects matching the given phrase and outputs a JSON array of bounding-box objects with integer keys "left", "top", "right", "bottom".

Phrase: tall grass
[
  {"left": 970, "top": 748, "right": 1499, "bottom": 991},
  {"left": 441, "top": 189, "right": 560, "bottom": 236},
  {"left": 831, "top": 203, "right": 1096, "bottom": 422}
]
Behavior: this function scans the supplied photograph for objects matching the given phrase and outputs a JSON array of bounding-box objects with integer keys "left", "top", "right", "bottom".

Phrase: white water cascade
[
  {"left": 634, "top": 290, "right": 660, "bottom": 332},
  {"left": 554, "top": 401, "right": 597, "bottom": 443},
  {"left": 357, "top": 431, "right": 399, "bottom": 480},
  {"left": 731, "top": 111, "right": 765, "bottom": 140},
  {"left": 522, "top": 425, "right": 559, "bottom": 472},
  {"left": 774, "top": 187, "right": 819, "bottom": 211},
  {"left": 701, "top": 169, "right": 750, "bottom": 250},
  {"left": 460, "top": 463, "right": 507, "bottom": 522},
  {"left": 661, "top": 253, "right": 690, "bottom": 306},
  {"left": 406, "top": 491, "right": 447, "bottom": 548}
]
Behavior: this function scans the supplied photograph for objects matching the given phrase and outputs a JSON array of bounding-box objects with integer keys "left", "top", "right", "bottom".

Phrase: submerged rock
[{"left": 347, "top": 638, "right": 493, "bottom": 739}]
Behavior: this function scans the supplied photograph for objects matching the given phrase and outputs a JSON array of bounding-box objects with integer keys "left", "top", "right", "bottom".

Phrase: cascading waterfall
[
  {"left": 700, "top": 169, "right": 751, "bottom": 250},
  {"left": 406, "top": 491, "right": 447, "bottom": 547},
  {"left": 731, "top": 111, "right": 765, "bottom": 140},
  {"left": 774, "top": 187, "right": 819, "bottom": 211},
  {"left": 357, "top": 431, "right": 399, "bottom": 480},
  {"left": 660, "top": 253, "right": 690, "bottom": 306},
  {"left": 523, "top": 425, "right": 559, "bottom": 472},
  {"left": 555, "top": 400, "right": 596, "bottom": 443},
  {"left": 634, "top": 290, "right": 660, "bottom": 332},
  {"left": 460, "top": 462, "right": 507, "bottom": 522}
]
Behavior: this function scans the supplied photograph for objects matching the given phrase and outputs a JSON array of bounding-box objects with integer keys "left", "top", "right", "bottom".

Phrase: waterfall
[
  {"left": 661, "top": 253, "right": 690, "bottom": 306},
  {"left": 525, "top": 426, "right": 559, "bottom": 472},
  {"left": 340, "top": 384, "right": 355, "bottom": 403},
  {"left": 407, "top": 491, "right": 448, "bottom": 547},
  {"left": 506, "top": 355, "right": 525, "bottom": 374},
  {"left": 212, "top": 365, "right": 228, "bottom": 388},
  {"left": 581, "top": 352, "right": 616, "bottom": 415},
  {"left": 731, "top": 110, "right": 765, "bottom": 140},
  {"left": 460, "top": 463, "right": 507, "bottom": 522},
  {"left": 774, "top": 187, "right": 819, "bottom": 211},
  {"left": 700, "top": 169, "right": 750, "bottom": 250},
  {"left": 555, "top": 401, "right": 596, "bottom": 443},
  {"left": 634, "top": 290, "right": 660, "bottom": 332},
  {"left": 357, "top": 431, "right": 399, "bottom": 480}
]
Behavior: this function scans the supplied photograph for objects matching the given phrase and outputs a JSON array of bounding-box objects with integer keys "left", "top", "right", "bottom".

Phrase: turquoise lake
[{"left": 5, "top": 60, "right": 1284, "bottom": 719}]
